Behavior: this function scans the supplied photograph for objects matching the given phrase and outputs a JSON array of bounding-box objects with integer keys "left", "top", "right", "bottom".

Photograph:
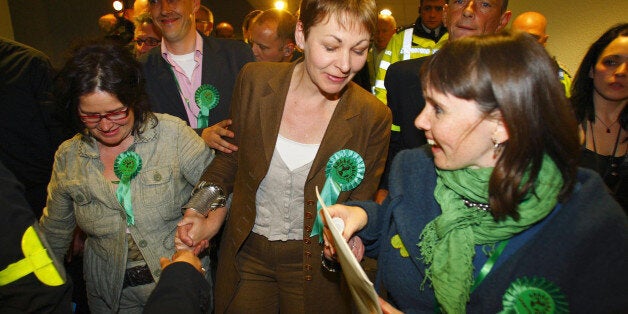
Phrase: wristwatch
[{"left": 181, "top": 181, "right": 227, "bottom": 217}]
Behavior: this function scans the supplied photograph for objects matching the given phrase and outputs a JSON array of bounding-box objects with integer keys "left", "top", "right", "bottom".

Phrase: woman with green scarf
[{"left": 325, "top": 31, "right": 628, "bottom": 313}]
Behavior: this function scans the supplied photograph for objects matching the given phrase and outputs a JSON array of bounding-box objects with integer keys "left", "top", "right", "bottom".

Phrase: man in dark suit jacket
[
  {"left": 141, "top": 0, "right": 254, "bottom": 153},
  {"left": 378, "top": 0, "right": 512, "bottom": 201}
]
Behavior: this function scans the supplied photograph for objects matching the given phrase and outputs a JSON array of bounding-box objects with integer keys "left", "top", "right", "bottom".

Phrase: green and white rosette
[
  {"left": 310, "top": 149, "right": 365, "bottom": 243},
  {"left": 114, "top": 151, "right": 142, "bottom": 225},
  {"left": 195, "top": 84, "right": 220, "bottom": 128},
  {"left": 500, "top": 277, "right": 568, "bottom": 314}
]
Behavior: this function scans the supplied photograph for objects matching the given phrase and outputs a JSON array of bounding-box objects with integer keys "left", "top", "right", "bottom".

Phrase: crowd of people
[{"left": 0, "top": 0, "right": 626, "bottom": 313}]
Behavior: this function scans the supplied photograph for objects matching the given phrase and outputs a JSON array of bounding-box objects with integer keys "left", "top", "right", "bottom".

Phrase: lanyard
[
  {"left": 167, "top": 66, "right": 198, "bottom": 120},
  {"left": 471, "top": 239, "right": 509, "bottom": 292}
]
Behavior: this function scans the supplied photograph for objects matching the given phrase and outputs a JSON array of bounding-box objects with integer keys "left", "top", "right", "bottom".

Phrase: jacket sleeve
[
  {"left": 144, "top": 262, "right": 211, "bottom": 314},
  {"left": 38, "top": 147, "right": 76, "bottom": 262}
]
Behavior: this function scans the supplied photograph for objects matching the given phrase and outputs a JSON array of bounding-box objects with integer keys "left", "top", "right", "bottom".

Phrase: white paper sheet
[{"left": 316, "top": 187, "right": 382, "bottom": 314}]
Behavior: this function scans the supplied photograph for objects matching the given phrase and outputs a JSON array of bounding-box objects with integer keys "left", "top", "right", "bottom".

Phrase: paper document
[{"left": 316, "top": 187, "right": 382, "bottom": 314}]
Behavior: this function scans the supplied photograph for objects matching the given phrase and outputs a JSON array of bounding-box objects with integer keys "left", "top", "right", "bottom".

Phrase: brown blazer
[{"left": 201, "top": 61, "right": 392, "bottom": 313}]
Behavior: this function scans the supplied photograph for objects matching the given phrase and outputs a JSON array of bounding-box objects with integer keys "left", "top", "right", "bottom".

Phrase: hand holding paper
[{"left": 316, "top": 187, "right": 382, "bottom": 314}]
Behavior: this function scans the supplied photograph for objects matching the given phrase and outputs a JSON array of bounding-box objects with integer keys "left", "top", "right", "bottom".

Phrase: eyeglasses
[
  {"left": 79, "top": 107, "right": 130, "bottom": 124},
  {"left": 135, "top": 37, "right": 160, "bottom": 47}
]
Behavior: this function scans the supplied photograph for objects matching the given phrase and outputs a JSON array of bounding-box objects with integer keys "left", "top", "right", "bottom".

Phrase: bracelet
[{"left": 321, "top": 252, "right": 341, "bottom": 273}]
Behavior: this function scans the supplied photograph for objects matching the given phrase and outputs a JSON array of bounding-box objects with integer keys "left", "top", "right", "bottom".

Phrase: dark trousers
[{"left": 228, "top": 232, "right": 304, "bottom": 313}]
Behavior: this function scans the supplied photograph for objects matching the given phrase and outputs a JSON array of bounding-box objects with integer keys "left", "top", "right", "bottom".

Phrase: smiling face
[
  {"left": 444, "top": 0, "right": 510, "bottom": 40},
  {"left": 295, "top": 14, "right": 371, "bottom": 97},
  {"left": 149, "top": 0, "right": 198, "bottom": 47},
  {"left": 79, "top": 91, "right": 135, "bottom": 147},
  {"left": 590, "top": 36, "right": 628, "bottom": 103},
  {"left": 415, "top": 87, "right": 506, "bottom": 170}
]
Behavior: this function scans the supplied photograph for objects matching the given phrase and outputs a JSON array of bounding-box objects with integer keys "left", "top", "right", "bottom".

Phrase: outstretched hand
[
  {"left": 201, "top": 119, "right": 238, "bottom": 153},
  {"left": 159, "top": 250, "right": 204, "bottom": 274}
]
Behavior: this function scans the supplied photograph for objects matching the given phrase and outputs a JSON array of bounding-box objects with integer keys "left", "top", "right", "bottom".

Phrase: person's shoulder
[
  {"left": 563, "top": 168, "right": 626, "bottom": 223},
  {"left": 389, "top": 56, "right": 428, "bottom": 72},
  {"left": 153, "top": 112, "right": 188, "bottom": 127},
  {"left": 0, "top": 37, "right": 51, "bottom": 70},
  {"left": 240, "top": 61, "right": 293, "bottom": 80}
]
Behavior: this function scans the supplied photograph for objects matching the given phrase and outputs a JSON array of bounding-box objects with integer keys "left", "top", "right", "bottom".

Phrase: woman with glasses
[
  {"left": 133, "top": 12, "right": 162, "bottom": 58},
  {"left": 39, "top": 40, "right": 213, "bottom": 313}
]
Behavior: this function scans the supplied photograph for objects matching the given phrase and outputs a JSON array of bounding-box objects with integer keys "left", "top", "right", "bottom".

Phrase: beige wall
[
  {"left": 0, "top": 0, "right": 14, "bottom": 39},
  {"left": 379, "top": 0, "right": 627, "bottom": 76},
  {"left": 509, "top": 0, "right": 628, "bottom": 78}
]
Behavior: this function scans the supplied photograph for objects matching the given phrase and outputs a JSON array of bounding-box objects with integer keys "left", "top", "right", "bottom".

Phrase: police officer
[{"left": 373, "top": 0, "right": 448, "bottom": 104}]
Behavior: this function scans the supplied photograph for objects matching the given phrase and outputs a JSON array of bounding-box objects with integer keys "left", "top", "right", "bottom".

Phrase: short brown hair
[{"left": 298, "top": 0, "right": 377, "bottom": 39}]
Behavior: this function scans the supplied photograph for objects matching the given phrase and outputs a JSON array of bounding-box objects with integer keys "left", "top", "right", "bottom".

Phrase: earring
[{"left": 492, "top": 137, "right": 503, "bottom": 156}]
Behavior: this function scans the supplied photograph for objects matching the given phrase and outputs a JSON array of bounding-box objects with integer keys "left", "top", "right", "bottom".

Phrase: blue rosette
[{"left": 310, "top": 149, "right": 365, "bottom": 242}]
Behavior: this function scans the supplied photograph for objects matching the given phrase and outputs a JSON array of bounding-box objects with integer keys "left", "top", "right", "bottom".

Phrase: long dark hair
[
  {"left": 571, "top": 23, "right": 628, "bottom": 130},
  {"left": 421, "top": 30, "right": 580, "bottom": 219},
  {"left": 54, "top": 39, "right": 156, "bottom": 136}
]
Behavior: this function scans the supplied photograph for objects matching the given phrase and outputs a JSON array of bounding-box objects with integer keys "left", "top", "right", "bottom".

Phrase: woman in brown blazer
[{"left": 177, "top": 0, "right": 391, "bottom": 312}]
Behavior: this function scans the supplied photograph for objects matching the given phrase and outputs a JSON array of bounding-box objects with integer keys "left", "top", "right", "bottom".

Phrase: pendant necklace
[
  {"left": 595, "top": 114, "right": 620, "bottom": 133},
  {"left": 590, "top": 120, "right": 623, "bottom": 179}
]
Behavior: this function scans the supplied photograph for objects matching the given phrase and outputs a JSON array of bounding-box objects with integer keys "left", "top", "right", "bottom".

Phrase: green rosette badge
[
  {"left": 500, "top": 277, "right": 568, "bottom": 314},
  {"left": 195, "top": 84, "right": 220, "bottom": 129},
  {"left": 114, "top": 151, "right": 142, "bottom": 225},
  {"left": 310, "top": 149, "right": 365, "bottom": 242}
]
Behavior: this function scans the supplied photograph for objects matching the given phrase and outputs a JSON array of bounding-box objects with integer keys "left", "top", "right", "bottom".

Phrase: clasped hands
[{"left": 176, "top": 207, "right": 227, "bottom": 255}]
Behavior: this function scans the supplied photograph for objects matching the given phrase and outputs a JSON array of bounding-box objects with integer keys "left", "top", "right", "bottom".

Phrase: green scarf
[{"left": 419, "top": 155, "right": 563, "bottom": 313}]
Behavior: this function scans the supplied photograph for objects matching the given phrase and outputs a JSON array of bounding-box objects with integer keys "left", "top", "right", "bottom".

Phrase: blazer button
[
  {"left": 138, "top": 240, "right": 147, "bottom": 247},
  {"left": 306, "top": 200, "right": 315, "bottom": 206},
  {"left": 304, "top": 264, "right": 312, "bottom": 271},
  {"left": 305, "top": 212, "right": 313, "bottom": 219},
  {"left": 305, "top": 225, "right": 312, "bottom": 233},
  {"left": 153, "top": 172, "right": 162, "bottom": 181},
  {"left": 305, "top": 251, "right": 312, "bottom": 258},
  {"left": 304, "top": 238, "right": 311, "bottom": 244},
  {"left": 304, "top": 275, "right": 313, "bottom": 281}
]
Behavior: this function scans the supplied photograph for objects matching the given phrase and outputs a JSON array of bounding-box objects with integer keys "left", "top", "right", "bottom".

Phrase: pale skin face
[
  {"left": 420, "top": 0, "right": 446, "bottom": 30},
  {"left": 294, "top": 15, "right": 371, "bottom": 98},
  {"left": 250, "top": 21, "right": 293, "bottom": 62},
  {"left": 149, "top": 0, "right": 199, "bottom": 53},
  {"left": 511, "top": 11, "right": 548, "bottom": 46},
  {"left": 374, "top": 15, "right": 396, "bottom": 50},
  {"left": 415, "top": 87, "right": 508, "bottom": 170},
  {"left": 134, "top": 22, "right": 162, "bottom": 57},
  {"left": 590, "top": 36, "right": 628, "bottom": 103},
  {"left": 78, "top": 91, "right": 134, "bottom": 148},
  {"left": 195, "top": 9, "right": 213, "bottom": 36},
  {"left": 444, "top": 0, "right": 511, "bottom": 40}
]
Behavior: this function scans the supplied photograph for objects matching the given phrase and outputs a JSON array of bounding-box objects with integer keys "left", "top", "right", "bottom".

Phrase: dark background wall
[{"left": 8, "top": 0, "right": 254, "bottom": 69}]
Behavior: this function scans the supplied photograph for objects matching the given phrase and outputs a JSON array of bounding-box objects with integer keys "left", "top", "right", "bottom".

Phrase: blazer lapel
[
  {"left": 258, "top": 64, "right": 292, "bottom": 163},
  {"left": 156, "top": 57, "right": 188, "bottom": 121},
  {"left": 308, "top": 86, "right": 358, "bottom": 183}
]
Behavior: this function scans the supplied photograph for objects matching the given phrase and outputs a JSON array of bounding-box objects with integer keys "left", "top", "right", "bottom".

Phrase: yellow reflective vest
[{"left": 374, "top": 23, "right": 449, "bottom": 104}]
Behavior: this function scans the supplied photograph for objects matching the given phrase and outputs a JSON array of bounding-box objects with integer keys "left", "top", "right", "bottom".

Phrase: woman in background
[
  {"left": 326, "top": 31, "right": 627, "bottom": 313},
  {"left": 571, "top": 23, "right": 627, "bottom": 211},
  {"left": 40, "top": 41, "right": 212, "bottom": 313}
]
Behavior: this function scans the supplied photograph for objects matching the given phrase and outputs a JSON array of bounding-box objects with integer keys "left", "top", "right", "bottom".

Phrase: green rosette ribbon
[
  {"left": 114, "top": 151, "right": 142, "bottom": 225},
  {"left": 195, "top": 84, "right": 220, "bottom": 128},
  {"left": 500, "top": 277, "right": 568, "bottom": 314},
  {"left": 310, "top": 149, "right": 365, "bottom": 242}
]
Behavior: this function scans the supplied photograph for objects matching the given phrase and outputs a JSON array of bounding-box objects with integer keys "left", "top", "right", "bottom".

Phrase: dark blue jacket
[{"left": 352, "top": 147, "right": 628, "bottom": 313}]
